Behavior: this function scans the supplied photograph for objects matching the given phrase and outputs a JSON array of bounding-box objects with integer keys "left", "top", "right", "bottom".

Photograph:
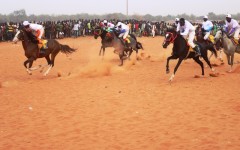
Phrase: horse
[
  {"left": 214, "top": 29, "right": 240, "bottom": 72},
  {"left": 195, "top": 25, "right": 223, "bottom": 62},
  {"left": 94, "top": 26, "right": 114, "bottom": 58},
  {"left": 13, "top": 29, "right": 76, "bottom": 76},
  {"left": 162, "top": 29, "right": 216, "bottom": 82},
  {"left": 94, "top": 26, "right": 144, "bottom": 66}
]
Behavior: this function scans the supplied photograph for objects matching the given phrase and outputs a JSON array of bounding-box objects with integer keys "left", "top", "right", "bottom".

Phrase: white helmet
[
  {"left": 226, "top": 14, "right": 231, "bottom": 18},
  {"left": 103, "top": 20, "right": 107, "bottom": 24},
  {"left": 23, "top": 21, "right": 30, "bottom": 26},
  {"left": 175, "top": 18, "right": 179, "bottom": 22},
  {"left": 203, "top": 15, "right": 208, "bottom": 19}
]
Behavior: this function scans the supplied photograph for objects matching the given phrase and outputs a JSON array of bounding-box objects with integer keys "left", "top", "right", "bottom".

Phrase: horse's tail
[
  {"left": 137, "top": 42, "right": 144, "bottom": 50},
  {"left": 60, "top": 44, "right": 77, "bottom": 54}
]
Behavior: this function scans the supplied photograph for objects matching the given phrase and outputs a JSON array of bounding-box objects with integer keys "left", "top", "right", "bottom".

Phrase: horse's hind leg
[
  {"left": 193, "top": 57, "right": 204, "bottom": 76},
  {"left": 43, "top": 54, "right": 56, "bottom": 76}
]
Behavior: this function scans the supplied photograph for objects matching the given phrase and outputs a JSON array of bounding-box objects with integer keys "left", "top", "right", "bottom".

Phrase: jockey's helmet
[
  {"left": 175, "top": 18, "right": 179, "bottom": 24},
  {"left": 226, "top": 14, "right": 232, "bottom": 22},
  {"left": 203, "top": 16, "right": 208, "bottom": 22},
  {"left": 103, "top": 20, "right": 108, "bottom": 26},
  {"left": 23, "top": 21, "right": 30, "bottom": 28}
]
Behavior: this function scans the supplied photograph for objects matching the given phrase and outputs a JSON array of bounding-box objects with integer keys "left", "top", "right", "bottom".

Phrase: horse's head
[
  {"left": 214, "top": 28, "right": 225, "bottom": 50},
  {"left": 94, "top": 26, "right": 103, "bottom": 39},
  {"left": 162, "top": 29, "right": 177, "bottom": 48},
  {"left": 12, "top": 30, "right": 24, "bottom": 43}
]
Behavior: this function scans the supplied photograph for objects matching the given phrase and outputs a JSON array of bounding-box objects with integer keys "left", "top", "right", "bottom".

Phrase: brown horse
[{"left": 13, "top": 29, "right": 76, "bottom": 76}]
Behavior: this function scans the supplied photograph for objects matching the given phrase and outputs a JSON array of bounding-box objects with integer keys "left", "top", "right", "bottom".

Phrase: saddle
[
  {"left": 230, "top": 38, "right": 239, "bottom": 46},
  {"left": 37, "top": 39, "right": 48, "bottom": 50},
  {"left": 208, "top": 35, "right": 215, "bottom": 44}
]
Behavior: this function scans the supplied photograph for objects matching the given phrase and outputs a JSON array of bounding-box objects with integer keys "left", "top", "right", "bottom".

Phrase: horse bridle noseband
[
  {"left": 94, "top": 29, "right": 102, "bottom": 36},
  {"left": 165, "top": 32, "right": 178, "bottom": 43}
]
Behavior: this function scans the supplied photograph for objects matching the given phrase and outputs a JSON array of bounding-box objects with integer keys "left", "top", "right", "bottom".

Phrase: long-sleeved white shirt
[
  {"left": 176, "top": 20, "right": 195, "bottom": 36},
  {"left": 202, "top": 20, "right": 213, "bottom": 31},
  {"left": 29, "top": 24, "right": 43, "bottom": 31},
  {"left": 225, "top": 19, "right": 240, "bottom": 29}
]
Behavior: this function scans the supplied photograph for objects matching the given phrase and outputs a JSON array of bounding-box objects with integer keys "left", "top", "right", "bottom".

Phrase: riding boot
[{"left": 193, "top": 45, "right": 201, "bottom": 57}]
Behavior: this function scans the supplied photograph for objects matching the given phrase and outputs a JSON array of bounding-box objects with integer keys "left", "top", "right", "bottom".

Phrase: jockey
[
  {"left": 102, "top": 20, "right": 115, "bottom": 32},
  {"left": 23, "top": 21, "right": 44, "bottom": 44},
  {"left": 225, "top": 14, "right": 240, "bottom": 44},
  {"left": 115, "top": 21, "right": 130, "bottom": 44},
  {"left": 177, "top": 18, "right": 201, "bottom": 57},
  {"left": 201, "top": 15, "right": 213, "bottom": 41}
]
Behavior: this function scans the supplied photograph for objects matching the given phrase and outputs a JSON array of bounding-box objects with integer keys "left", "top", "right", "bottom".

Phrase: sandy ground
[{"left": 0, "top": 36, "right": 240, "bottom": 150}]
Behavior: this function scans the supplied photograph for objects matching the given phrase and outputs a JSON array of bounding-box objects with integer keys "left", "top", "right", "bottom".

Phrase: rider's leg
[
  {"left": 188, "top": 31, "right": 201, "bottom": 57},
  {"left": 233, "top": 28, "right": 240, "bottom": 44}
]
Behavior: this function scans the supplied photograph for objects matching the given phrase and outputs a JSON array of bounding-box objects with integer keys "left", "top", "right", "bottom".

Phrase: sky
[{"left": 0, "top": 0, "right": 240, "bottom": 16}]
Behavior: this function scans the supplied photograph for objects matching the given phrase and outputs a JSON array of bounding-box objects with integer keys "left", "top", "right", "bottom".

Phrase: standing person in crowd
[
  {"left": 225, "top": 14, "right": 240, "bottom": 44},
  {"left": 72, "top": 21, "right": 80, "bottom": 38},
  {"left": 152, "top": 22, "right": 156, "bottom": 38}
]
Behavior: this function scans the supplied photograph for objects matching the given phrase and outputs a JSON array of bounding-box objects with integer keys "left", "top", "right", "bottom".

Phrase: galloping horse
[
  {"left": 13, "top": 29, "right": 76, "bottom": 76},
  {"left": 214, "top": 29, "right": 240, "bottom": 72},
  {"left": 94, "top": 26, "right": 114, "bottom": 57},
  {"left": 94, "top": 26, "right": 143, "bottom": 66},
  {"left": 162, "top": 29, "right": 216, "bottom": 81},
  {"left": 195, "top": 25, "right": 223, "bottom": 62}
]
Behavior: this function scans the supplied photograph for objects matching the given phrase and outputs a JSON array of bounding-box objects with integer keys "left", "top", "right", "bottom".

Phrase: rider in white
[
  {"left": 225, "top": 14, "right": 240, "bottom": 44},
  {"left": 202, "top": 15, "right": 213, "bottom": 41},
  {"left": 176, "top": 18, "right": 201, "bottom": 57},
  {"left": 23, "top": 21, "right": 44, "bottom": 42},
  {"left": 103, "top": 20, "right": 115, "bottom": 32},
  {"left": 115, "top": 21, "right": 130, "bottom": 44}
]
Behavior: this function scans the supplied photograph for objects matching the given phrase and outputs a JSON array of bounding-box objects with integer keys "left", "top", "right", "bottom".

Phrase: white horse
[{"left": 214, "top": 29, "right": 240, "bottom": 72}]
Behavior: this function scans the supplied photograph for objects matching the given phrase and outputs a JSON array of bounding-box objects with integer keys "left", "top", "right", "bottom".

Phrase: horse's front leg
[
  {"left": 166, "top": 55, "right": 178, "bottom": 74},
  {"left": 169, "top": 58, "right": 183, "bottom": 82},
  {"left": 99, "top": 46, "right": 103, "bottom": 56},
  {"left": 226, "top": 55, "right": 233, "bottom": 72},
  {"left": 193, "top": 57, "right": 204, "bottom": 76},
  {"left": 118, "top": 50, "right": 124, "bottom": 66},
  {"left": 24, "top": 57, "right": 35, "bottom": 75}
]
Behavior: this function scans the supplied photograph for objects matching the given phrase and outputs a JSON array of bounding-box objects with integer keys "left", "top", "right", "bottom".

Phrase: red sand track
[{"left": 0, "top": 37, "right": 240, "bottom": 150}]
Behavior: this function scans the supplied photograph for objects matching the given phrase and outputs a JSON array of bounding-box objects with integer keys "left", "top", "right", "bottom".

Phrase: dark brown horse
[
  {"left": 13, "top": 29, "right": 76, "bottom": 76},
  {"left": 162, "top": 29, "right": 216, "bottom": 81}
]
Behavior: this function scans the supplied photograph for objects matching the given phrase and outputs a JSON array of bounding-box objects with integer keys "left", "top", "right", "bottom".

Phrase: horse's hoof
[{"left": 166, "top": 70, "right": 170, "bottom": 74}]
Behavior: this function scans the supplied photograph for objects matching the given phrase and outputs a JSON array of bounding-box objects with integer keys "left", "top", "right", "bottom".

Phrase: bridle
[
  {"left": 164, "top": 32, "right": 178, "bottom": 43},
  {"left": 94, "top": 28, "right": 102, "bottom": 36}
]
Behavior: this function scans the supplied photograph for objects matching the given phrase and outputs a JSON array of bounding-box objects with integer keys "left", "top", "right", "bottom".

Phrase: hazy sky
[{"left": 0, "top": 0, "right": 240, "bottom": 16}]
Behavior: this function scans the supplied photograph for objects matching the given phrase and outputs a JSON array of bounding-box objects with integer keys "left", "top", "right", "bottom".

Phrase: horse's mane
[{"left": 23, "top": 29, "right": 38, "bottom": 44}]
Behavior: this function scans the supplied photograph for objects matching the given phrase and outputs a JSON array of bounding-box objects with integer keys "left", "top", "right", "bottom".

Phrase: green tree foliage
[{"left": 0, "top": 9, "right": 239, "bottom": 23}]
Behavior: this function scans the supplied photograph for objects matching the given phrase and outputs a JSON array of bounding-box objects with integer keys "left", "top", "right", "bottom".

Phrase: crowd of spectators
[{"left": 0, "top": 19, "right": 226, "bottom": 42}]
